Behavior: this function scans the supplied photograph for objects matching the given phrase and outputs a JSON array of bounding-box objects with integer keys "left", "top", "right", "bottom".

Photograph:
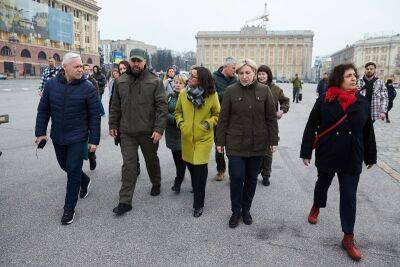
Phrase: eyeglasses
[{"left": 189, "top": 74, "right": 198, "bottom": 80}]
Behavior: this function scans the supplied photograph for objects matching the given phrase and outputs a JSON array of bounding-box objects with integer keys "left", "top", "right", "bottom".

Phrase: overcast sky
[{"left": 98, "top": 0, "right": 400, "bottom": 60}]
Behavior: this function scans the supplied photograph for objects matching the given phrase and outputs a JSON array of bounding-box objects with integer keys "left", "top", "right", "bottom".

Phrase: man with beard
[
  {"left": 109, "top": 48, "right": 168, "bottom": 216},
  {"left": 212, "top": 57, "right": 237, "bottom": 181},
  {"left": 358, "top": 62, "right": 388, "bottom": 122}
]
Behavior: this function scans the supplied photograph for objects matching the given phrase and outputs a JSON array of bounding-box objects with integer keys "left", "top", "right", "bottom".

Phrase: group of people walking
[{"left": 36, "top": 48, "right": 394, "bottom": 261}]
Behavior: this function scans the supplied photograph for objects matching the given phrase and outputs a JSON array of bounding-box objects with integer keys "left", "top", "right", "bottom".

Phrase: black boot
[
  {"left": 262, "top": 176, "right": 270, "bottom": 186},
  {"left": 113, "top": 203, "right": 132, "bottom": 216},
  {"left": 171, "top": 182, "right": 181, "bottom": 193}
]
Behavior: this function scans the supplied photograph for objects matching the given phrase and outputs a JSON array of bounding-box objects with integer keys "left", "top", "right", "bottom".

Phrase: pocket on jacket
[{"left": 226, "top": 129, "right": 243, "bottom": 151}]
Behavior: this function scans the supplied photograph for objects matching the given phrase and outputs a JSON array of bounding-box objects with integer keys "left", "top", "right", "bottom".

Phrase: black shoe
[
  {"left": 242, "top": 212, "right": 253, "bottom": 225},
  {"left": 386, "top": 119, "right": 391, "bottom": 123},
  {"left": 229, "top": 214, "right": 240, "bottom": 228},
  {"left": 61, "top": 211, "right": 75, "bottom": 225},
  {"left": 79, "top": 178, "right": 91, "bottom": 199},
  {"left": 262, "top": 176, "right": 270, "bottom": 186},
  {"left": 89, "top": 155, "right": 97, "bottom": 171},
  {"left": 112, "top": 203, "right": 132, "bottom": 216},
  {"left": 171, "top": 183, "right": 181, "bottom": 193},
  {"left": 193, "top": 208, "right": 203, "bottom": 217},
  {"left": 150, "top": 185, "right": 161, "bottom": 196}
]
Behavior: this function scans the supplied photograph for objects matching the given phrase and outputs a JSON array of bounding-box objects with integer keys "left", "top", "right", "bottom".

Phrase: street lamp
[{"left": 8, "top": 34, "right": 19, "bottom": 78}]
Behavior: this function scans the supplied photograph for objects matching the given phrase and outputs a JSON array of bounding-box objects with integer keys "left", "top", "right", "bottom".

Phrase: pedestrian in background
[
  {"left": 164, "top": 67, "right": 176, "bottom": 95},
  {"left": 291, "top": 73, "right": 302, "bottom": 103},
  {"left": 358, "top": 62, "right": 388, "bottom": 122},
  {"left": 92, "top": 65, "right": 106, "bottom": 116},
  {"left": 38, "top": 57, "right": 60, "bottom": 96},
  {"left": 212, "top": 57, "right": 237, "bottom": 182},
  {"left": 35, "top": 52, "right": 100, "bottom": 225},
  {"left": 166, "top": 74, "right": 189, "bottom": 193},
  {"left": 301, "top": 63, "right": 376, "bottom": 261},
  {"left": 216, "top": 59, "right": 279, "bottom": 228},
  {"left": 317, "top": 72, "right": 329, "bottom": 96},
  {"left": 385, "top": 79, "right": 396, "bottom": 123},
  {"left": 257, "top": 64, "right": 289, "bottom": 186},
  {"left": 175, "top": 67, "right": 220, "bottom": 217},
  {"left": 109, "top": 48, "right": 167, "bottom": 216}
]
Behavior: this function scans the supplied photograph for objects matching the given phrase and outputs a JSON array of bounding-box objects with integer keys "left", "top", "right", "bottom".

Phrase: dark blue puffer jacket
[{"left": 35, "top": 71, "right": 101, "bottom": 145}]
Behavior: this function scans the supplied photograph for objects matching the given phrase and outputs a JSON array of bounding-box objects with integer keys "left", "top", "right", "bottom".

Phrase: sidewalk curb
[{"left": 377, "top": 159, "right": 400, "bottom": 182}]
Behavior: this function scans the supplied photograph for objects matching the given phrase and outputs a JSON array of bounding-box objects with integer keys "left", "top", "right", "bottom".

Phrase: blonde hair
[
  {"left": 236, "top": 58, "right": 257, "bottom": 74},
  {"left": 174, "top": 74, "right": 188, "bottom": 85}
]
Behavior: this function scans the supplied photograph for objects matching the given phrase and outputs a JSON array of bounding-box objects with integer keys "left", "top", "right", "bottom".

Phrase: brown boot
[
  {"left": 214, "top": 171, "right": 225, "bottom": 181},
  {"left": 342, "top": 234, "right": 362, "bottom": 261},
  {"left": 308, "top": 205, "right": 319, "bottom": 224}
]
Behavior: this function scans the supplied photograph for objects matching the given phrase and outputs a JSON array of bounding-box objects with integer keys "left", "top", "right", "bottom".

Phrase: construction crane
[{"left": 245, "top": 2, "right": 269, "bottom": 28}]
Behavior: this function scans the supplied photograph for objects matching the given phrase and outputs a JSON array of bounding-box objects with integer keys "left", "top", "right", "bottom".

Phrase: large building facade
[
  {"left": 99, "top": 38, "right": 157, "bottom": 65},
  {"left": 0, "top": 0, "right": 101, "bottom": 76},
  {"left": 331, "top": 34, "right": 400, "bottom": 82},
  {"left": 196, "top": 26, "right": 314, "bottom": 80}
]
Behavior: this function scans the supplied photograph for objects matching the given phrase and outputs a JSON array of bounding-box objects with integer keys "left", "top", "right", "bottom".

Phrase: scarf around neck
[
  {"left": 325, "top": 86, "right": 357, "bottom": 111},
  {"left": 186, "top": 87, "right": 205, "bottom": 108}
]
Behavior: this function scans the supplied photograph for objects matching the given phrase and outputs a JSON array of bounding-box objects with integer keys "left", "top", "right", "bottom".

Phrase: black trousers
[
  {"left": 313, "top": 171, "right": 360, "bottom": 234},
  {"left": 186, "top": 162, "right": 208, "bottom": 209},
  {"left": 171, "top": 150, "right": 187, "bottom": 186},
  {"left": 260, "top": 153, "right": 273, "bottom": 178},
  {"left": 387, "top": 100, "right": 393, "bottom": 120}
]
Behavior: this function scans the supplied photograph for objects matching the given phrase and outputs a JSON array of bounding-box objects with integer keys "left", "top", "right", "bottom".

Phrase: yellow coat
[{"left": 174, "top": 89, "right": 220, "bottom": 165}]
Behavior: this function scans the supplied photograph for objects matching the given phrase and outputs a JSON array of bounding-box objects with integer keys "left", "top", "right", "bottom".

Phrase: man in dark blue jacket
[
  {"left": 35, "top": 52, "right": 101, "bottom": 225},
  {"left": 212, "top": 57, "right": 237, "bottom": 181}
]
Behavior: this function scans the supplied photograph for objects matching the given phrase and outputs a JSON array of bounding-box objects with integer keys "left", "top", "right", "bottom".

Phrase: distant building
[
  {"left": 99, "top": 38, "right": 157, "bottom": 64},
  {"left": 0, "top": 0, "right": 101, "bottom": 76},
  {"left": 311, "top": 56, "right": 331, "bottom": 82},
  {"left": 331, "top": 34, "right": 400, "bottom": 82},
  {"left": 196, "top": 26, "right": 314, "bottom": 80}
]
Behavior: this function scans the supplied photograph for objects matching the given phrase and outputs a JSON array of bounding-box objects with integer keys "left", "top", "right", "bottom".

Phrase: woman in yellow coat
[{"left": 175, "top": 66, "right": 220, "bottom": 217}]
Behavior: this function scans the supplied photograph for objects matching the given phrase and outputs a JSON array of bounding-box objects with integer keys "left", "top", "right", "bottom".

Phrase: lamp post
[{"left": 9, "top": 34, "right": 19, "bottom": 78}]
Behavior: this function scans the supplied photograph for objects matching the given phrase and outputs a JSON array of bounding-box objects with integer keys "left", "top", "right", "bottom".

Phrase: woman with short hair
[
  {"left": 300, "top": 63, "right": 377, "bottom": 261},
  {"left": 215, "top": 59, "right": 279, "bottom": 228},
  {"left": 175, "top": 67, "right": 220, "bottom": 217}
]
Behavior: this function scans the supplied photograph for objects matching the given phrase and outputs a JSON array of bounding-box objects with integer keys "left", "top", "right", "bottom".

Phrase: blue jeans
[
  {"left": 228, "top": 156, "right": 263, "bottom": 215},
  {"left": 53, "top": 141, "right": 90, "bottom": 213}
]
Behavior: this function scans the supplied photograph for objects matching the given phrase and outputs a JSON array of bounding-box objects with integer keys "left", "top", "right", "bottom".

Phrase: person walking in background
[
  {"left": 166, "top": 74, "right": 189, "bottom": 193},
  {"left": 83, "top": 64, "right": 100, "bottom": 171},
  {"left": 35, "top": 52, "right": 101, "bottom": 225},
  {"left": 300, "top": 64, "right": 376, "bottom": 261},
  {"left": 175, "top": 67, "right": 220, "bottom": 217},
  {"left": 216, "top": 59, "right": 279, "bottom": 228},
  {"left": 108, "top": 68, "right": 120, "bottom": 109},
  {"left": 109, "top": 48, "right": 167, "bottom": 216},
  {"left": 38, "top": 57, "right": 60, "bottom": 96},
  {"left": 317, "top": 72, "right": 329, "bottom": 96},
  {"left": 257, "top": 65, "right": 289, "bottom": 186},
  {"left": 358, "top": 62, "right": 388, "bottom": 122},
  {"left": 292, "top": 73, "right": 302, "bottom": 103},
  {"left": 211, "top": 57, "right": 237, "bottom": 182},
  {"left": 385, "top": 79, "right": 396, "bottom": 123},
  {"left": 92, "top": 65, "right": 106, "bottom": 116},
  {"left": 163, "top": 67, "right": 176, "bottom": 95}
]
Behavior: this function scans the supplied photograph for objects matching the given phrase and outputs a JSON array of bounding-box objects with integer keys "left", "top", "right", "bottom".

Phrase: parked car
[{"left": 0, "top": 74, "right": 7, "bottom": 80}]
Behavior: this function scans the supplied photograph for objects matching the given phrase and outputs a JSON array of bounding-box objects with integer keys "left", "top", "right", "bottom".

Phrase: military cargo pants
[{"left": 119, "top": 133, "right": 161, "bottom": 205}]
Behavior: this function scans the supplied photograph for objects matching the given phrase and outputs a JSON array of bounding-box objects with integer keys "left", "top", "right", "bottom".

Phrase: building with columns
[
  {"left": 331, "top": 34, "right": 400, "bottom": 82},
  {"left": 196, "top": 26, "right": 314, "bottom": 80},
  {"left": 0, "top": 0, "right": 101, "bottom": 76}
]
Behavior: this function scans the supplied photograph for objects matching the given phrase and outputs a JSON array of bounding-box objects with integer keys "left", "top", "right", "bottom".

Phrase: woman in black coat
[
  {"left": 385, "top": 79, "right": 397, "bottom": 123},
  {"left": 300, "top": 63, "right": 376, "bottom": 261}
]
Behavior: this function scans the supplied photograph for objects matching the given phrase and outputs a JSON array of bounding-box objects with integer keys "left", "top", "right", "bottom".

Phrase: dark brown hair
[
  {"left": 118, "top": 60, "right": 131, "bottom": 75},
  {"left": 193, "top": 66, "right": 216, "bottom": 98},
  {"left": 257, "top": 65, "right": 273, "bottom": 85},
  {"left": 328, "top": 63, "right": 358, "bottom": 88},
  {"left": 92, "top": 65, "right": 100, "bottom": 74},
  {"left": 365, "top": 62, "right": 376, "bottom": 69}
]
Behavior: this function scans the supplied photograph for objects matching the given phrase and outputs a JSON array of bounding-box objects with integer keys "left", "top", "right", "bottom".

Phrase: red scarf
[{"left": 325, "top": 87, "right": 357, "bottom": 111}]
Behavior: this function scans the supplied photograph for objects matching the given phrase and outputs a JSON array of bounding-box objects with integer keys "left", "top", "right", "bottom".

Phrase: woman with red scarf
[{"left": 300, "top": 64, "right": 376, "bottom": 261}]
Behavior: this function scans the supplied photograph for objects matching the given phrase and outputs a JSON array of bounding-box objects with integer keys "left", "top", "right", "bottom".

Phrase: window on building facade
[
  {"left": 0, "top": 46, "right": 12, "bottom": 56},
  {"left": 38, "top": 51, "right": 47, "bottom": 60},
  {"left": 21, "top": 49, "right": 31, "bottom": 58},
  {"left": 53, "top": 53, "right": 61, "bottom": 62},
  {"left": 87, "top": 58, "right": 93, "bottom": 64}
]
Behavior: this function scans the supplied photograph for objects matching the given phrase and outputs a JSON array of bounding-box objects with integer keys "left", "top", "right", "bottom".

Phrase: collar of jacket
[
  {"left": 237, "top": 80, "right": 258, "bottom": 90},
  {"left": 214, "top": 66, "right": 236, "bottom": 82},
  {"left": 57, "top": 69, "right": 85, "bottom": 85}
]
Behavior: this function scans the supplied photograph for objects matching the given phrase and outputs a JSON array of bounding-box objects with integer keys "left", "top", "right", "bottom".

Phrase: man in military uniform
[{"left": 109, "top": 49, "right": 168, "bottom": 216}]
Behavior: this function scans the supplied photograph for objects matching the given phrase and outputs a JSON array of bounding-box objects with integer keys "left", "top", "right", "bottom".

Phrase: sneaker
[
  {"left": 80, "top": 178, "right": 91, "bottom": 199},
  {"left": 61, "top": 211, "right": 75, "bottom": 225},
  {"left": 89, "top": 155, "right": 97, "bottom": 170},
  {"left": 113, "top": 203, "right": 132, "bottom": 216},
  {"left": 214, "top": 171, "right": 225, "bottom": 181},
  {"left": 150, "top": 185, "right": 161, "bottom": 196}
]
